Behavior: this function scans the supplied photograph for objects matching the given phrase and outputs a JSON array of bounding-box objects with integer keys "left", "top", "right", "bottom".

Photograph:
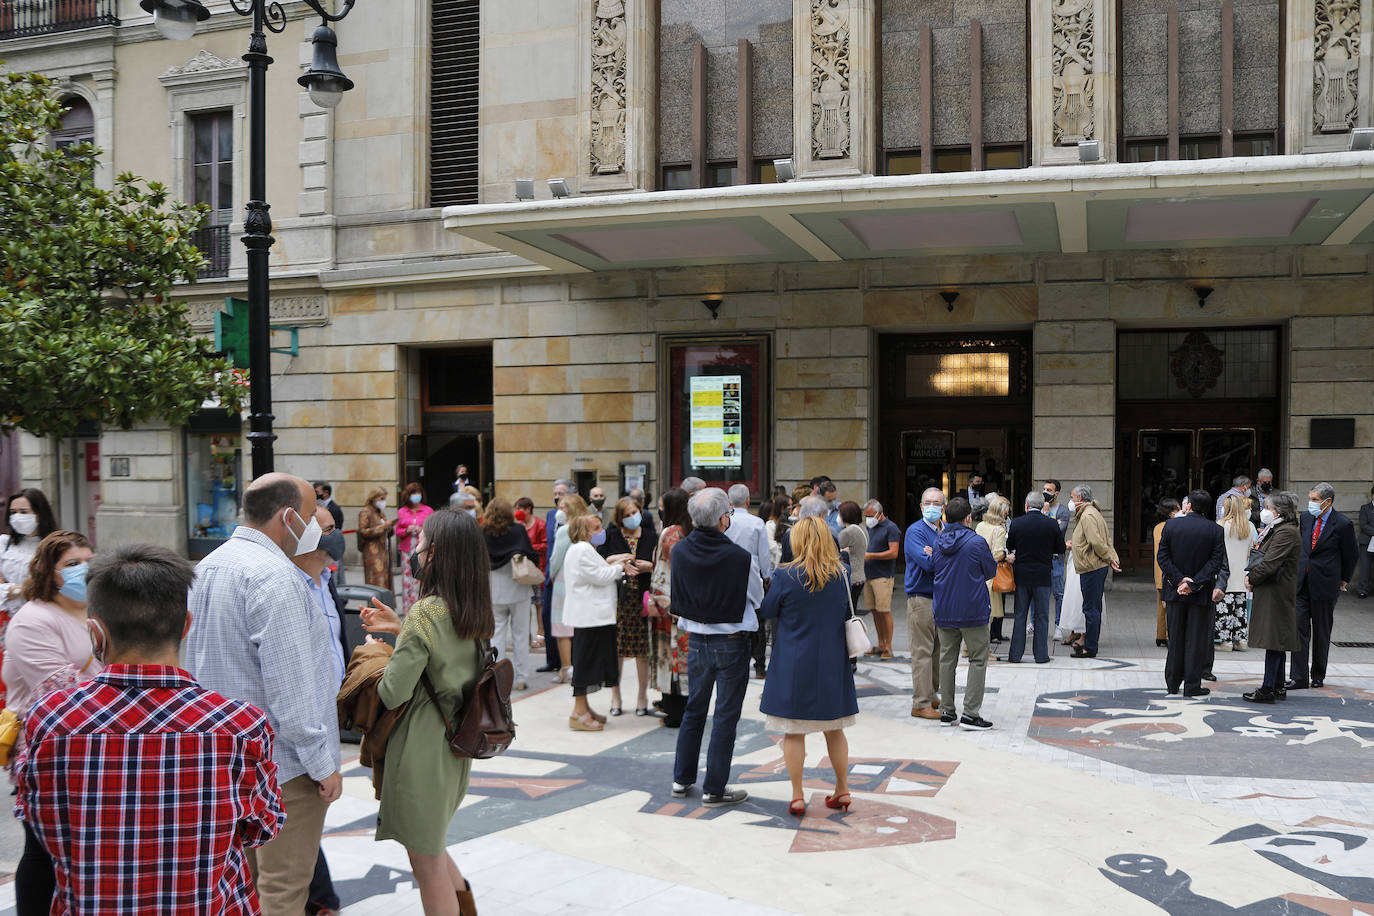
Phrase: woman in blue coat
[{"left": 759, "top": 516, "right": 860, "bottom": 817}]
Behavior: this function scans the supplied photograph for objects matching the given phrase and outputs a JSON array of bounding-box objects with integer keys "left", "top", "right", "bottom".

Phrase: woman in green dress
[{"left": 362, "top": 508, "right": 492, "bottom": 916}]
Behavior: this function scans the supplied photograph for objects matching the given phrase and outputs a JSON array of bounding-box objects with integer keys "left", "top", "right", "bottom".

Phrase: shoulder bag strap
[
  {"left": 842, "top": 567, "right": 856, "bottom": 620},
  {"left": 419, "top": 670, "right": 456, "bottom": 741}
]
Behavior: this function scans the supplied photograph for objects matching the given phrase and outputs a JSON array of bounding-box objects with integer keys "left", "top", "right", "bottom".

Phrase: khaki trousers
[
  {"left": 906, "top": 595, "right": 940, "bottom": 708},
  {"left": 248, "top": 774, "right": 331, "bottom": 916},
  {"left": 1156, "top": 589, "right": 1168, "bottom": 640},
  {"left": 938, "top": 624, "right": 990, "bottom": 718}
]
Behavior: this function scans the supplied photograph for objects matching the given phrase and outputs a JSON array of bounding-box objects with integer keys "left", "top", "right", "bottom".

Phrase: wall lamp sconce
[
  {"left": 514, "top": 179, "right": 534, "bottom": 201},
  {"left": 939, "top": 290, "right": 959, "bottom": 312},
  {"left": 1078, "top": 139, "right": 1100, "bottom": 162},
  {"left": 548, "top": 178, "right": 572, "bottom": 199},
  {"left": 773, "top": 158, "right": 795, "bottom": 182},
  {"left": 1349, "top": 128, "right": 1374, "bottom": 151},
  {"left": 701, "top": 298, "right": 724, "bottom": 320},
  {"left": 1194, "top": 285, "right": 1214, "bottom": 308}
]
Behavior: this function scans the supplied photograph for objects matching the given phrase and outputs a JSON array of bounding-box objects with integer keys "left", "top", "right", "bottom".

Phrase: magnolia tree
[{"left": 0, "top": 69, "right": 244, "bottom": 439}]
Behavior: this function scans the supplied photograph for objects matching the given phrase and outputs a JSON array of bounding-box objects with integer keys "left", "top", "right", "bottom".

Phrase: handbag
[
  {"left": 0, "top": 708, "right": 20, "bottom": 767},
  {"left": 420, "top": 642, "right": 516, "bottom": 760},
  {"left": 991, "top": 560, "right": 1015, "bottom": 593},
  {"left": 511, "top": 553, "right": 544, "bottom": 586},
  {"left": 842, "top": 570, "right": 873, "bottom": 657},
  {"left": 1245, "top": 546, "right": 1266, "bottom": 572}
]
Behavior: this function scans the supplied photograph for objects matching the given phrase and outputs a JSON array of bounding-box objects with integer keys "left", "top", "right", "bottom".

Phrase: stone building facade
[{"left": 3, "top": 0, "right": 1373, "bottom": 570}]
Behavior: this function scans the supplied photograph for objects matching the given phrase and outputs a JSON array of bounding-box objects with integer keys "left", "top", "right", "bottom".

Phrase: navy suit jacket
[
  {"left": 1298, "top": 509, "right": 1358, "bottom": 602},
  {"left": 1156, "top": 513, "right": 1226, "bottom": 606},
  {"left": 1006, "top": 511, "right": 1066, "bottom": 589}
]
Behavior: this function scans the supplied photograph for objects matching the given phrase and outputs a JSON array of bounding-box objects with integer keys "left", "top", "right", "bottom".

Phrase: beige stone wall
[
  {"left": 94, "top": 426, "right": 183, "bottom": 552},
  {"left": 1288, "top": 313, "right": 1374, "bottom": 514},
  {"left": 1031, "top": 318, "right": 1116, "bottom": 516}
]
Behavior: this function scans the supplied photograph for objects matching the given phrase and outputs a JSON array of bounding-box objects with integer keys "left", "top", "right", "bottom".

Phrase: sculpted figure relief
[
  {"left": 811, "top": 0, "right": 851, "bottom": 159},
  {"left": 1051, "top": 0, "right": 1095, "bottom": 145},
  {"left": 590, "top": 0, "right": 627, "bottom": 174},
  {"left": 1314, "top": 0, "right": 1361, "bottom": 133}
]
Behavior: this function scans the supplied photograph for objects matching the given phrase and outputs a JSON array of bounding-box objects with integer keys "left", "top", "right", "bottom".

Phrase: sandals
[
  {"left": 789, "top": 798, "right": 806, "bottom": 817},
  {"left": 457, "top": 878, "right": 476, "bottom": 916},
  {"left": 555, "top": 667, "right": 571, "bottom": 684},
  {"left": 530, "top": 636, "right": 545, "bottom": 649},
  {"left": 609, "top": 707, "right": 624, "bottom": 717},
  {"left": 635, "top": 707, "right": 665, "bottom": 718},
  {"left": 569, "top": 713, "right": 603, "bottom": 732},
  {"left": 879, "top": 650, "right": 894, "bottom": 660},
  {"left": 824, "top": 792, "right": 852, "bottom": 812}
]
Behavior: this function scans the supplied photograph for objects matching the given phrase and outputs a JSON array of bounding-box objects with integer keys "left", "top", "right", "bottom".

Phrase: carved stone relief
[
  {"left": 589, "top": 0, "right": 627, "bottom": 175},
  {"left": 1051, "top": 0, "right": 1095, "bottom": 145},
  {"left": 1313, "top": 0, "right": 1361, "bottom": 133},
  {"left": 810, "top": 0, "right": 851, "bottom": 159},
  {"left": 187, "top": 297, "right": 328, "bottom": 330}
]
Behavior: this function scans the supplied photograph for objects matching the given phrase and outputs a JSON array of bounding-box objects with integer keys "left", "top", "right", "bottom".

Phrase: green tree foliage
[{"left": 0, "top": 69, "right": 245, "bottom": 439}]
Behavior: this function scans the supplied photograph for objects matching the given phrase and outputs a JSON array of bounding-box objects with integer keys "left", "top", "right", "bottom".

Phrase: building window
[
  {"left": 886, "top": 151, "right": 923, "bottom": 175},
  {"left": 185, "top": 410, "right": 243, "bottom": 560},
  {"left": 1126, "top": 139, "right": 1167, "bottom": 163},
  {"left": 661, "top": 164, "right": 691, "bottom": 190},
  {"left": 51, "top": 96, "right": 94, "bottom": 151},
  {"left": 431, "top": 0, "right": 479, "bottom": 206},
  {"left": 906, "top": 352, "right": 1011, "bottom": 399},
  {"left": 755, "top": 159, "right": 778, "bottom": 184},
  {"left": 423, "top": 347, "right": 493, "bottom": 409},
  {"left": 984, "top": 145, "right": 1025, "bottom": 170},
  {"left": 1179, "top": 136, "right": 1221, "bottom": 160},
  {"left": 934, "top": 148, "right": 972, "bottom": 173},
  {"left": 1118, "top": 328, "right": 1279, "bottom": 400},
  {"left": 1233, "top": 133, "right": 1274, "bottom": 157},
  {"left": 1127, "top": 136, "right": 1226, "bottom": 162},
  {"left": 189, "top": 111, "right": 232, "bottom": 278},
  {"left": 706, "top": 161, "right": 738, "bottom": 188}
]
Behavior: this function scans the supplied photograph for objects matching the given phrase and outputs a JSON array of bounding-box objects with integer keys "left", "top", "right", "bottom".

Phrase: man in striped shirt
[{"left": 16, "top": 544, "right": 284, "bottom": 915}]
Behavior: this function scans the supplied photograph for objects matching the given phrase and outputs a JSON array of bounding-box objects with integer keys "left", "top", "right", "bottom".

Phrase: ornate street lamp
[{"left": 141, "top": 0, "right": 358, "bottom": 477}]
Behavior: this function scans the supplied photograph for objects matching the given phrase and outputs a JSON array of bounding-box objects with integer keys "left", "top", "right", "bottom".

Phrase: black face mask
[
  {"left": 1043, "top": 491, "right": 1055, "bottom": 504},
  {"left": 1259, "top": 482, "right": 1272, "bottom": 494},
  {"left": 409, "top": 552, "right": 423, "bottom": 579}
]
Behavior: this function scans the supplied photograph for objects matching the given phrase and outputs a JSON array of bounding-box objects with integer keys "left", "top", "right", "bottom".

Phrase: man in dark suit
[
  {"left": 1004, "top": 491, "right": 1066, "bottom": 664},
  {"left": 1357, "top": 484, "right": 1374, "bottom": 599},
  {"left": 312, "top": 481, "right": 345, "bottom": 531},
  {"left": 1288, "top": 482, "right": 1359, "bottom": 689},
  {"left": 1156, "top": 489, "right": 1227, "bottom": 696},
  {"left": 537, "top": 478, "right": 572, "bottom": 673}
]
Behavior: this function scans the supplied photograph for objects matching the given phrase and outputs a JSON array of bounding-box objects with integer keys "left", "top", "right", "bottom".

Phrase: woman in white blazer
[{"left": 562, "top": 514, "right": 632, "bottom": 731}]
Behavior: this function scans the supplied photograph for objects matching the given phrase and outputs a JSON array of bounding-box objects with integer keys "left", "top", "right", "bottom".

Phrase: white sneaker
[
  {"left": 1235, "top": 639, "right": 1247, "bottom": 651},
  {"left": 671, "top": 782, "right": 691, "bottom": 798},
  {"left": 1054, "top": 627, "right": 1064, "bottom": 642}
]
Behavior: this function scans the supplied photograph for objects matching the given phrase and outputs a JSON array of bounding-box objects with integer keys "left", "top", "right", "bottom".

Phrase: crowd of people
[{"left": 0, "top": 465, "right": 1367, "bottom": 915}]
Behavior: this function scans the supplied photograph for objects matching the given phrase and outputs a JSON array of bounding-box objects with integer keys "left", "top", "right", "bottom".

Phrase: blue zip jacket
[
  {"left": 904, "top": 520, "right": 940, "bottom": 596},
  {"left": 932, "top": 523, "right": 997, "bottom": 628}
]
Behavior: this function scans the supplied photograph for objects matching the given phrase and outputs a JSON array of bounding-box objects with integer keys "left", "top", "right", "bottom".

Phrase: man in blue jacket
[
  {"left": 932, "top": 497, "right": 997, "bottom": 731},
  {"left": 903, "top": 487, "right": 946, "bottom": 720}
]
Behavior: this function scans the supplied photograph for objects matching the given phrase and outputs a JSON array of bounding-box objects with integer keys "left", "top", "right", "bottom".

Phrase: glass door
[
  {"left": 900, "top": 430, "right": 954, "bottom": 525},
  {"left": 1198, "top": 428, "right": 1257, "bottom": 509}
]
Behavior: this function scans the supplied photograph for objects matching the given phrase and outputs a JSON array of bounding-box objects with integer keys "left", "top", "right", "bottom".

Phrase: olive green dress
[{"left": 375, "top": 596, "right": 483, "bottom": 855}]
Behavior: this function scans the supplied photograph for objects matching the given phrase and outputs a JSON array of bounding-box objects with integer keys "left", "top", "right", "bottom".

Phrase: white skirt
[
  {"left": 765, "top": 715, "right": 857, "bottom": 735},
  {"left": 1058, "top": 553, "right": 1106, "bottom": 633}
]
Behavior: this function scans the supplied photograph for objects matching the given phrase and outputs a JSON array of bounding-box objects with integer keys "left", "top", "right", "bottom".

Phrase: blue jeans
[
  {"left": 1050, "top": 555, "right": 1065, "bottom": 625},
  {"left": 1079, "top": 565, "right": 1109, "bottom": 653},
  {"left": 673, "top": 632, "right": 752, "bottom": 796},
  {"left": 1009, "top": 585, "right": 1052, "bottom": 663}
]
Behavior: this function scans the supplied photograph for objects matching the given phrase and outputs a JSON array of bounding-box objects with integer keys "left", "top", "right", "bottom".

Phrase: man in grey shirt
[{"left": 725, "top": 484, "right": 771, "bottom": 676}]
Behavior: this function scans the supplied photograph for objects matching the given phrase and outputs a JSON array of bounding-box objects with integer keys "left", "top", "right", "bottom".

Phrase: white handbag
[
  {"left": 511, "top": 554, "right": 544, "bottom": 586},
  {"left": 842, "top": 569, "right": 872, "bottom": 657}
]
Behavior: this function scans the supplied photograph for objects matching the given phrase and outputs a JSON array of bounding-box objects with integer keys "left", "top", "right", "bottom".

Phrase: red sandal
[
  {"left": 825, "top": 793, "right": 851, "bottom": 811},
  {"left": 789, "top": 798, "right": 806, "bottom": 817}
]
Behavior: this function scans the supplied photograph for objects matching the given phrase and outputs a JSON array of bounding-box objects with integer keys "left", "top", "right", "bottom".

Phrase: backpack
[{"left": 420, "top": 642, "right": 516, "bottom": 759}]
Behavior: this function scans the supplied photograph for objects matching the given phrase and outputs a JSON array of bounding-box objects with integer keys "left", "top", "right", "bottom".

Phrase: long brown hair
[
  {"left": 481, "top": 497, "right": 515, "bottom": 536},
  {"left": 418, "top": 510, "right": 494, "bottom": 639},
  {"left": 23, "top": 530, "right": 92, "bottom": 603},
  {"left": 780, "top": 517, "right": 841, "bottom": 592}
]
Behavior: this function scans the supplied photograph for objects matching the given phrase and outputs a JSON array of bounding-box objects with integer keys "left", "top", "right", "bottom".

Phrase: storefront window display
[
  {"left": 664, "top": 335, "right": 770, "bottom": 495},
  {"left": 185, "top": 411, "right": 242, "bottom": 558}
]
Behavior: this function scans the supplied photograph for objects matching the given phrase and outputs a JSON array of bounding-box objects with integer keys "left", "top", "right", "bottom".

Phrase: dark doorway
[
  {"left": 878, "top": 333, "right": 1033, "bottom": 530},
  {"left": 408, "top": 346, "right": 495, "bottom": 506}
]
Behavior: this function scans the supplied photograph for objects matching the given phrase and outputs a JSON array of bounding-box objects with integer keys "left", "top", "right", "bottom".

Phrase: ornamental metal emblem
[{"left": 1169, "top": 332, "right": 1224, "bottom": 398}]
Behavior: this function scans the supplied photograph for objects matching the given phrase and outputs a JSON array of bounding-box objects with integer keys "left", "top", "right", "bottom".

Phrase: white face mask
[
  {"left": 8, "top": 513, "right": 38, "bottom": 536},
  {"left": 864, "top": 516, "right": 879, "bottom": 528},
  {"left": 286, "top": 508, "right": 322, "bottom": 557},
  {"left": 374, "top": 500, "right": 387, "bottom": 512},
  {"left": 555, "top": 509, "right": 567, "bottom": 525},
  {"left": 1259, "top": 508, "right": 1277, "bottom": 527}
]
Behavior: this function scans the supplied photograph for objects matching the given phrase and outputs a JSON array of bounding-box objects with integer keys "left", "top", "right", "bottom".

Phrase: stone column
[
  {"left": 579, "top": 0, "right": 657, "bottom": 193},
  {"left": 792, "top": 0, "right": 877, "bottom": 179},
  {"left": 1287, "top": 313, "right": 1374, "bottom": 513},
  {"left": 1031, "top": 318, "right": 1116, "bottom": 520},
  {"left": 1030, "top": 0, "right": 1119, "bottom": 165},
  {"left": 1284, "top": 0, "right": 1374, "bottom": 154}
]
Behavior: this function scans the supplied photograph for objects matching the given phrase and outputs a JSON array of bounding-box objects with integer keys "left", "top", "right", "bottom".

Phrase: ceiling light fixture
[
  {"left": 700, "top": 298, "right": 723, "bottom": 320},
  {"left": 939, "top": 290, "right": 960, "bottom": 312},
  {"left": 1194, "top": 285, "right": 1214, "bottom": 308}
]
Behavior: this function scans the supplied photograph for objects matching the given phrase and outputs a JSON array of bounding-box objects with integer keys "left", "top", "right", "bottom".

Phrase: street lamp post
[{"left": 141, "top": 0, "right": 357, "bottom": 479}]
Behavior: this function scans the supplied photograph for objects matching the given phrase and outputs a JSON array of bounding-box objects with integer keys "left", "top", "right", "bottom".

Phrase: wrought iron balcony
[
  {"left": 0, "top": 0, "right": 118, "bottom": 40},
  {"left": 193, "top": 224, "right": 231, "bottom": 279}
]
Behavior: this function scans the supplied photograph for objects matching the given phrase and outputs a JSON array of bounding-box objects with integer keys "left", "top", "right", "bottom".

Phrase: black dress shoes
[
  {"left": 1071, "top": 645, "right": 1096, "bottom": 658},
  {"left": 1155, "top": 639, "right": 1168, "bottom": 648},
  {"left": 1284, "top": 679, "right": 1310, "bottom": 690},
  {"left": 535, "top": 664, "right": 558, "bottom": 673},
  {"left": 1183, "top": 686, "right": 1211, "bottom": 697},
  {"left": 1311, "top": 678, "right": 1324, "bottom": 688},
  {"left": 1243, "top": 687, "right": 1278, "bottom": 703},
  {"left": 1165, "top": 684, "right": 1180, "bottom": 695},
  {"left": 1274, "top": 687, "right": 1287, "bottom": 700},
  {"left": 1201, "top": 672, "right": 1218, "bottom": 682}
]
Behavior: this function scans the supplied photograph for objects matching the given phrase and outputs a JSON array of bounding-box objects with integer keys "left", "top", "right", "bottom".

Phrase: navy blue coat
[
  {"left": 1298, "top": 509, "right": 1358, "bottom": 602},
  {"left": 758, "top": 565, "right": 859, "bottom": 722}
]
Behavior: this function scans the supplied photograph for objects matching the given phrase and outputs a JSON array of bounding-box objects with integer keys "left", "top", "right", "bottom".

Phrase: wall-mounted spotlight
[
  {"left": 1078, "top": 139, "right": 1100, "bottom": 162},
  {"left": 939, "top": 290, "right": 959, "bottom": 312},
  {"left": 701, "top": 298, "right": 724, "bottom": 320},
  {"left": 1194, "top": 285, "right": 1214, "bottom": 308},
  {"left": 514, "top": 179, "right": 534, "bottom": 201},
  {"left": 548, "top": 178, "right": 572, "bottom": 199},
  {"left": 1349, "top": 128, "right": 1374, "bottom": 151},
  {"left": 773, "top": 158, "right": 795, "bottom": 182}
]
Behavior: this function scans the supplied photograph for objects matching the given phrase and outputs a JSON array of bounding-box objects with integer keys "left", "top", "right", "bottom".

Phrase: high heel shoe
[
  {"left": 555, "top": 666, "right": 571, "bottom": 684},
  {"left": 457, "top": 878, "right": 477, "bottom": 916},
  {"left": 824, "top": 792, "right": 851, "bottom": 812},
  {"left": 789, "top": 798, "right": 806, "bottom": 817}
]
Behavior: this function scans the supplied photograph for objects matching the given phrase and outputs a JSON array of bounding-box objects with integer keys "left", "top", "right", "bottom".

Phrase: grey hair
[
  {"left": 969, "top": 496, "right": 989, "bottom": 521},
  {"left": 1071, "top": 484, "right": 1093, "bottom": 502},
  {"left": 680, "top": 476, "right": 706, "bottom": 494},
  {"left": 554, "top": 478, "right": 575, "bottom": 490},
  {"left": 448, "top": 491, "right": 465, "bottom": 508},
  {"left": 1267, "top": 490, "right": 1300, "bottom": 523},
  {"left": 688, "top": 487, "right": 730, "bottom": 528},
  {"left": 1256, "top": 468, "right": 1273, "bottom": 480},
  {"left": 727, "top": 484, "right": 751, "bottom": 507},
  {"left": 864, "top": 499, "right": 883, "bottom": 514},
  {"left": 921, "top": 487, "right": 946, "bottom": 505},
  {"left": 1025, "top": 491, "right": 1045, "bottom": 510},
  {"left": 798, "top": 495, "right": 829, "bottom": 519},
  {"left": 1232, "top": 475, "right": 1252, "bottom": 487},
  {"left": 1311, "top": 481, "right": 1336, "bottom": 503}
]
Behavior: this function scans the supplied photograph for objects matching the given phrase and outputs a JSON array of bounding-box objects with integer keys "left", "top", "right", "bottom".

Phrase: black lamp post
[{"left": 141, "top": 0, "right": 357, "bottom": 479}]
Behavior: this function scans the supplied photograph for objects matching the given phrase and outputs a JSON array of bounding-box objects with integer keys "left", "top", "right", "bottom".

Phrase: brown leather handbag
[
  {"left": 991, "top": 560, "right": 1016, "bottom": 593},
  {"left": 420, "top": 642, "right": 516, "bottom": 759}
]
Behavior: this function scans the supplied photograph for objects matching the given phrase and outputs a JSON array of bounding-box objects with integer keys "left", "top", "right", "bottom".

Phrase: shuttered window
[{"left": 431, "top": 0, "right": 479, "bottom": 206}]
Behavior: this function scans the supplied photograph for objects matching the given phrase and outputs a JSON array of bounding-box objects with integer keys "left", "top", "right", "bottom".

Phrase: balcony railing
[
  {"left": 0, "top": 0, "right": 118, "bottom": 39},
  {"left": 194, "top": 224, "right": 231, "bottom": 280}
]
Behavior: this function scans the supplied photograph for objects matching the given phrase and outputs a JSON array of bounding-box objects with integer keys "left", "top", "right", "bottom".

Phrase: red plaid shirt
[{"left": 15, "top": 665, "right": 284, "bottom": 916}]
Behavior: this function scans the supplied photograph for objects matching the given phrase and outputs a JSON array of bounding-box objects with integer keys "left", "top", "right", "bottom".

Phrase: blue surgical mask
[
  {"left": 58, "top": 562, "right": 89, "bottom": 603},
  {"left": 1307, "top": 500, "right": 1324, "bottom": 517},
  {"left": 590, "top": 530, "right": 607, "bottom": 547},
  {"left": 466, "top": 508, "right": 477, "bottom": 518},
  {"left": 922, "top": 505, "right": 942, "bottom": 524},
  {"left": 409, "top": 493, "right": 423, "bottom": 505},
  {"left": 624, "top": 513, "right": 642, "bottom": 530}
]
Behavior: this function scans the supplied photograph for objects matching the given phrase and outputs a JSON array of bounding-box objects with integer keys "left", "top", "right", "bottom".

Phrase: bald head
[{"left": 242, "top": 473, "right": 317, "bottom": 557}]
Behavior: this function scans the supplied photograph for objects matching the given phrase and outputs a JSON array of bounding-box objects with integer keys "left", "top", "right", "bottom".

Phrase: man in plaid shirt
[{"left": 15, "top": 544, "right": 283, "bottom": 916}]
